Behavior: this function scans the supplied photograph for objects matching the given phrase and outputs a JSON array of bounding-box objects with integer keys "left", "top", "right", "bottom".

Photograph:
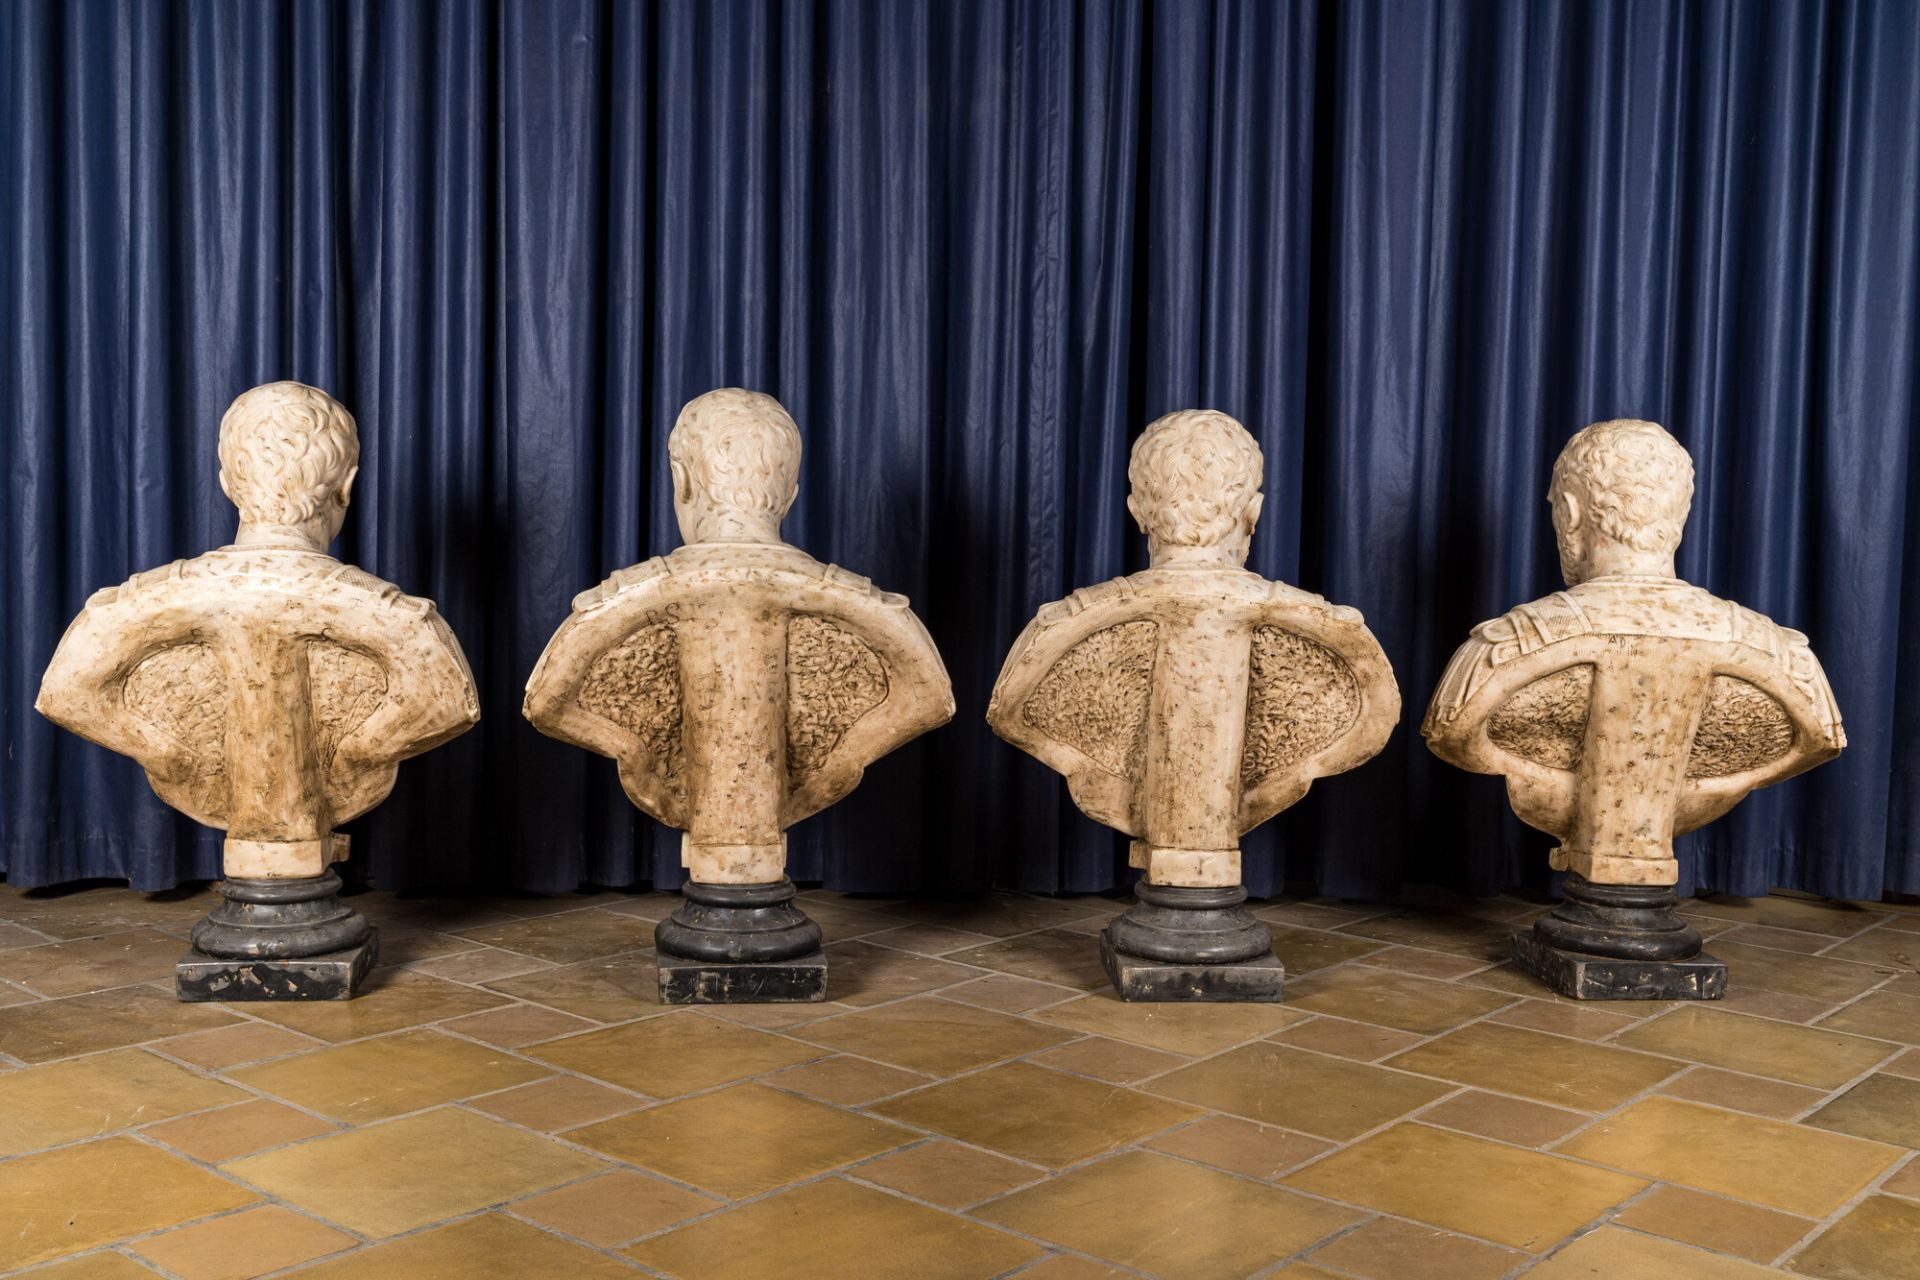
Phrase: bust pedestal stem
[
  {"left": 1099, "top": 882, "right": 1285, "bottom": 1002},
  {"left": 655, "top": 878, "right": 827, "bottom": 1003},
  {"left": 1512, "top": 873, "right": 1725, "bottom": 1000},
  {"left": 177, "top": 869, "right": 378, "bottom": 1001}
]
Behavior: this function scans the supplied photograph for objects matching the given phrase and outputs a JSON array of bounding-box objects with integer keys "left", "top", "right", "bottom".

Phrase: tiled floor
[{"left": 0, "top": 882, "right": 1916, "bottom": 1279}]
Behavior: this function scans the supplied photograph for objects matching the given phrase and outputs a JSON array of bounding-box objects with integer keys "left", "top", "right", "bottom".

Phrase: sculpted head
[
  {"left": 1548, "top": 419, "right": 1694, "bottom": 585},
  {"left": 217, "top": 382, "right": 360, "bottom": 550},
  {"left": 1127, "top": 409, "right": 1266, "bottom": 567},
  {"left": 669, "top": 389, "right": 802, "bottom": 545}
]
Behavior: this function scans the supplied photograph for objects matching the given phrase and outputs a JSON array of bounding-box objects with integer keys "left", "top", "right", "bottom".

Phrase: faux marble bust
[
  {"left": 988, "top": 409, "right": 1399, "bottom": 998},
  {"left": 37, "top": 382, "right": 480, "bottom": 997},
  {"left": 524, "top": 389, "right": 954, "bottom": 1000},
  {"left": 1423, "top": 419, "right": 1845, "bottom": 997}
]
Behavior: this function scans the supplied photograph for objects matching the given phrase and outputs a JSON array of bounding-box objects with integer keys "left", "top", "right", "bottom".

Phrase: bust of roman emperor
[
  {"left": 523, "top": 388, "right": 954, "bottom": 889},
  {"left": 37, "top": 382, "right": 480, "bottom": 884},
  {"left": 988, "top": 409, "right": 1400, "bottom": 894},
  {"left": 1423, "top": 419, "right": 1845, "bottom": 889}
]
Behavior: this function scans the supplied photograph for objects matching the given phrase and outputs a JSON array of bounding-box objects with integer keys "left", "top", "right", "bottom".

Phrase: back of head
[
  {"left": 1549, "top": 418, "right": 1694, "bottom": 557},
  {"left": 1127, "top": 409, "right": 1265, "bottom": 552},
  {"left": 669, "top": 389, "right": 803, "bottom": 531},
  {"left": 217, "top": 382, "right": 360, "bottom": 525}
]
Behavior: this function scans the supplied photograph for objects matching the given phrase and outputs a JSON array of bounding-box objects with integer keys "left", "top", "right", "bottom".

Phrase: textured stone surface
[
  {"left": 177, "top": 939, "right": 378, "bottom": 1002},
  {"left": 1100, "top": 931, "right": 1286, "bottom": 1001},
  {"left": 1425, "top": 420, "right": 1844, "bottom": 891},
  {"left": 658, "top": 950, "right": 828, "bottom": 1004}
]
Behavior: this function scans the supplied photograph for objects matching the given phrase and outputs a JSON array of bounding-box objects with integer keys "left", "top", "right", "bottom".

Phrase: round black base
[
  {"left": 189, "top": 869, "right": 373, "bottom": 961},
  {"left": 655, "top": 878, "right": 823, "bottom": 964},
  {"left": 1103, "top": 882, "right": 1273, "bottom": 965},
  {"left": 1530, "top": 873, "right": 1704, "bottom": 962}
]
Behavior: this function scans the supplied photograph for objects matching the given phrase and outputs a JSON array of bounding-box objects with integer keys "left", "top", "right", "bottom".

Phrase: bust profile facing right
[{"left": 1424, "top": 419, "right": 1845, "bottom": 999}]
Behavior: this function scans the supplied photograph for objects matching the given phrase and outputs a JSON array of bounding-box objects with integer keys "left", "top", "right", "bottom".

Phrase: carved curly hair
[
  {"left": 1549, "top": 419, "right": 1694, "bottom": 553},
  {"left": 669, "top": 388, "right": 803, "bottom": 519},
  {"left": 1127, "top": 409, "right": 1265, "bottom": 547},
  {"left": 217, "top": 382, "right": 359, "bottom": 525}
]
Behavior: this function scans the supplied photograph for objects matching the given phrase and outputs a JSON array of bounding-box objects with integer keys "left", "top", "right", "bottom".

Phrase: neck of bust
[
  {"left": 686, "top": 509, "right": 786, "bottom": 545},
  {"left": 1148, "top": 540, "right": 1248, "bottom": 570},
  {"left": 233, "top": 518, "right": 333, "bottom": 553},
  {"left": 1570, "top": 540, "right": 1677, "bottom": 583}
]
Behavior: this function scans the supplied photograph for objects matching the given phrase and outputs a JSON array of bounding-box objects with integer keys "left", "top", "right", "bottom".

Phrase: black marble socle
[
  {"left": 1099, "top": 882, "right": 1283, "bottom": 1002},
  {"left": 1100, "top": 932, "right": 1286, "bottom": 1002},
  {"left": 177, "top": 868, "right": 378, "bottom": 1002},
  {"left": 178, "top": 937, "right": 378, "bottom": 1001},
  {"left": 655, "top": 877, "right": 827, "bottom": 1004},
  {"left": 657, "top": 950, "right": 828, "bottom": 1004},
  {"left": 1513, "top": 873, "right": 1726, "bottom": 1000}
]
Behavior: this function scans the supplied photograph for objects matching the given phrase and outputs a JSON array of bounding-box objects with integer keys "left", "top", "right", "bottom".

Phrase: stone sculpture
[
  {"left": 37, "top": 382, "right": 480, "bottom": 999},
  {"left": 1423, "top": 419, "right": 1846, "bottom": 999},
  {"left": 988, "top": 410, "right": 1400, "bottom": 1000},
  {"left": 524, "top": 389, "right": 954, "bottom": 1002}
]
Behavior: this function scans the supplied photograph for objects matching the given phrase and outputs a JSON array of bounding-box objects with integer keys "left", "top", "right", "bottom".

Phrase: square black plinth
[
  {"left": 1100, "top": 932, "right": 1286, "bottom": 1002},
  {"left": 176, "top": 935, "right": 379, "bottom": 1002},
  {"left": 1512, "top": 930, "right": 1726, "bottom": 1001},
  {"left": 658, "top": 950, "right": 828, "bottom": 1004}
]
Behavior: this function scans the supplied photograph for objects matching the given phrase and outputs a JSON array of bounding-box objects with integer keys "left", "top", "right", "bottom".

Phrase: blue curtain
[{"left": 4, "top": 0, "right": 1917, "bottom": 902}]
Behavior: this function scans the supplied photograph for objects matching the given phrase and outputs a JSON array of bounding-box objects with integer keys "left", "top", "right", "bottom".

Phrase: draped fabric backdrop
[{"left": 4, "top": 0, "right": 1917, "bottom": 902}]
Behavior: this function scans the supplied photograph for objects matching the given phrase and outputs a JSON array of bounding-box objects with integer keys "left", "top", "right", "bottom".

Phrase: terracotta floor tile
[
  {"left": 807, "top": 902, "right": 909, "bottom": 943},
  {"left": 1031, "top": 1034, "right": 1187, "bottom": 1083},
  {"left": 156, "top": 1021, "right": 320, "bottom": 1070},
  {"left": 763, "top": 1054, "right": 931, "bottom": 1104},
  {"left": 1821, "top": 991, "right": 1920, "bottom": 1046},
  {"left": 1657, "top": 1066, "right": 1829, "bottom": 1119},
  {"left": 225, "top": 1106, "right": 606, "bottom": 1237},
  {"left": 1336, "top": 907, "right": 1525, "bottom": 960},
  {"left": 1307, "top": 1216, "right": 1524, "bottom": 1280},
  {"left": 1283, "top": 1123, "right": 1646, "bottom": 1251},
  {"left": 821, "top": 939, "right": 979, "bottom": 1006},
  {"left": 947, "top": 929, "right": 1110, "bottom": 990},
  {"left": 1145, "top": 1115, "right": 1333, "bottom": 1179},
  {"left": 1526, "top": 1226, "right": 1784, "bottom": 1279},
  {"left": 454, "top": 909, "right": 655, "bottom": 964},
  {"left": 527, "top": 1012, "right": 821, "bottom": 1096},
  {"left": 405, "top": 946, "right": 552, "bottom": 984},
  {"left": 799, "top": 997, "right": 1073, "bottom": 1075},
  {"left": 1258, "top": 900, "right": 1388, "bottom": 930},
  {"left": 1887, "top": 1049, "right": 1920, "bottom": 1080},
  {"left": 1489, "top": 998, "right": 1647, "bottom": 1041},
  {"left": 1807, "top": 1073, "right": 1920, "bottom": 1148},
  {"left": 1617, "top": 1005, "right": 1897, "bottom": 1088},
  {"left": 1789, "top": 1196, "right": 1920, "bottom": 1280},
  {"left": 0, "top": 1048, "right": 244, "bottom": 1156},
  {"left": 1686, "top": 894, "right": 1888, "bottom": 937},
  {"left": 129, "top": 1205, "right": 355, "bottom": 1280},
  {"left": 0, "top": 921, "right": 53, "bottom": 948},
  {"left": 0, "top": 1137, "right": 257, "bottom": 1271},
  {"left": 569, "top": 1081, "right": 913, "bottom": 1196},
  {"left": 145, "top": 1098, "right": 337, "bottom": 1162},
  {"left": 466, "top": 1074, "right": 645, "bottom": 1131},
  {"left": 1558, "top": 1096, "right": 1902, "bottom": 1217},
  {"left": 699, "top": 999, "right": 845, "bottom": 1031},
  {"left": 0, "top": 886, "right": 214, "bottom": 940},
  {"left": 1266, "top": 926, "right": 1388, "bottom": 974},
  {"left": 1012, "top": 1259, "right": 1134, "bottom": 1280},
  {"left": 241, "top": 970, "right": 510, "bottom": 1040},
  {"left": 228, "top": 1028, "right": 550, "bottom": 1122},
  {"left": 873, "top": 1061, "right": 1198, "bottom": 1167},
  {"left": 1149, "top": 1042, "right": 1451, "bottom": 1140},
  {"left": 1722, "top": 923, "right": 1845, "bottom": 954},
  {"left": 0, "top": 978, "right": 37, "bottom": 1007},
  {"left": 0, "top": 930, "right": 186, "bottom": 996},
  {"left": 1611, "top": 1184, "right": 1814, "bottom": 1264},
  {"left": 940, "top": 973, "right": 1078, "bottom": 1013},
  {"left": 369, "top": 927, "right": 485, "bottom": 967},
  {"left": 1273, "top": 1016, "right": 1427, "bottom": 1061},
  {"left": 1886, "top": 1158, "right": 1920, "bottom": 1198},
  {"left": 1388, "top": 1022, "right": 1682, "bottom": 1111},
  {"left": 440, "top": 1001, "right": 599, "bottom": 1047},
  {"left": 1283, "top": 967, "right": 1515, "bottom": 1034},
  {"left": 0, "top": 984, "right": 240, "bottom": 1063},
  {"left": 1351, "top": 944, "right": 1489, "bottom": 980},
  {"left": 282, "top": 1213, "right": 640, "bottom": 1279},
  {"left": 976, "top": 1150, "right": 1357, "bottom": 1280},
  {"left": 1030, "top": 991, "right": 1305, "bottom": 1056},
  {"left": 1712, "top": 940, "right": 1892, "bottom": 1002},
  {"left": 882, "top": 892, "right": 1103, "bottom": 937},
  {"left": 484, "top": 952, "right": 663, "bottom": 1023},
  {"left": 628, "top": 1177, "right": 1043, "bottom": 1280},
  {"left": 1419, "top": 1089, "right": 1589, "bottom": 1147},
  {"left": 511, "top": 1168, "right": 720, "bottom": 1245},
  {"left": 11, "top": 1253, "right": 161, "bottom": 1279},
  {"left": 862, "top": 923, "right": 999, "bottom": 955},
  {"left": 852, "top": 1139, "right": 1044, "bottom": 1208}
]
